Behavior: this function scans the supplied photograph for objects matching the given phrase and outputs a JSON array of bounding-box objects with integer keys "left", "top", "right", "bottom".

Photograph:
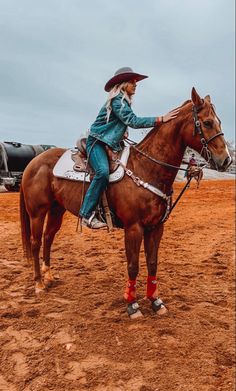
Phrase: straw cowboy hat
[{"left": 104, "top": 67, "right": 148, "bottom": 92}]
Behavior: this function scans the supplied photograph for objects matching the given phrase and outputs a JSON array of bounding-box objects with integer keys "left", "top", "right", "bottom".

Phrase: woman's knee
[{"left": 96, "top": 166, "right": 109, "bottom": 181}]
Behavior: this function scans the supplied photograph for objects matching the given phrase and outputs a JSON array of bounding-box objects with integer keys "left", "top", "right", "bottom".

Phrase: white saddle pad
[{"left": 53, "top": 145, "right": 130, "bottom": 183}]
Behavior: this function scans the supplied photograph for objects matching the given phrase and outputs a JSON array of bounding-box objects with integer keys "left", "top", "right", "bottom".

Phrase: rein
[
  {"left": 120, "top": 140, "right": 193, "bottom": 222},
  {"left": 120, "top": 103, "right": 222, "bottom": 223},
  {"left": 125, "top": 138, "right": 188, "bottom": 172}
]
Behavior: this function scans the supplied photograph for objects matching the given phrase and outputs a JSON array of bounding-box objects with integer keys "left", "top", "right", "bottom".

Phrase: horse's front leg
[
  {"left": 124, "top": 223, "right": 143, "bottom": 319},
  {"left": 144, "top": 224, "right": 168, "bottom": 315}
]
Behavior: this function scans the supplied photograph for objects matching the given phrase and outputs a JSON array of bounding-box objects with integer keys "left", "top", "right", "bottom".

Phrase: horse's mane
[{"left": 137, "top": 99, "right": 192, "bottom": 148}]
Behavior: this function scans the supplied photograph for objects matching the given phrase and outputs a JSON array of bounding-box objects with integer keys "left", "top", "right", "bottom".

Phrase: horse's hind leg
[
  {"left": 144, "top": 225, "right": 168, "bottom": 315},
  {"left": 20, "top": 189, "right": 33, "bottom": 263},
  {"left": 30, "top": 213, "right": 47, "bottom": 293},
  {"left": 42, "top": 202, "right": 65, "bottom": 286}
]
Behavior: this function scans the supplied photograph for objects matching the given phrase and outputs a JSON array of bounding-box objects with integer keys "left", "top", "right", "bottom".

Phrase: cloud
[{"left": 0, "top": 0, "right": 234, "bottom": 146}]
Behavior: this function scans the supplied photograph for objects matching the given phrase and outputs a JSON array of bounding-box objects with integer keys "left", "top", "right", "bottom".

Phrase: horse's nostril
[{"left": 223, "top": 156, "right": 232, "bottom": 170}]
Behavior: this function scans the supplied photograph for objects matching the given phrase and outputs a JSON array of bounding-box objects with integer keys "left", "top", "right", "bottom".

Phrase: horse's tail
[{"left": 20, "top": 185, "right": 32, "bottom": 260}]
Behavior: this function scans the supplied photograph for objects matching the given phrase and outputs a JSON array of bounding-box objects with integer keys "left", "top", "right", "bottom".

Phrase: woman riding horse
[
  {"left": 20, "top": 84, "right": 231, "bottom": 318},
  {"left": 79, "top": 67, "right": 179, "bottom": 229}
]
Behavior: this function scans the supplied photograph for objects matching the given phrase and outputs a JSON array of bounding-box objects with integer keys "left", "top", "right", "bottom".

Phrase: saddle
[
  {"left": 72, "top": 138, "right": 123, "bottom": 174},
  {"left": 72, "top": 138, "right": 122, "bottom": 232}
]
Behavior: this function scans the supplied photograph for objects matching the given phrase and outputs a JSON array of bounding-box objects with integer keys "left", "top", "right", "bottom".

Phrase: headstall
[{"left": 192, "top": 104, "right": 224, "bottom": 163}]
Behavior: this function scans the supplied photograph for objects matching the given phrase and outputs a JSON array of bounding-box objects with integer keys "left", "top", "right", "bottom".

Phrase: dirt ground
[{"left": 0, "top": 179, "right": 235, "bottom": 391}]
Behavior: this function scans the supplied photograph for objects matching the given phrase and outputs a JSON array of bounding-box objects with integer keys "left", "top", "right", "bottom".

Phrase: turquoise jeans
[{"left": 79, "top": 136, "right": 109, "bottom": 219}]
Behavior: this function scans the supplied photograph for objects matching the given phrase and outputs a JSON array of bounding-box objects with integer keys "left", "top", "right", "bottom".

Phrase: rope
[{"left": 125, "top": 138, "right": 188, "bottom": 172}]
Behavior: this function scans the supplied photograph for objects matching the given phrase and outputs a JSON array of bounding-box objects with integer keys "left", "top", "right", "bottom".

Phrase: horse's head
[{"left": 183, "top": 87, "right": 232, "bottom": 171}]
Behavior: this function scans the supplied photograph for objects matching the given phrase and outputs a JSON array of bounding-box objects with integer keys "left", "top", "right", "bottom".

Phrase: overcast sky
[{"left": 0, "top": 0, "right": 235, "bottom": 147}]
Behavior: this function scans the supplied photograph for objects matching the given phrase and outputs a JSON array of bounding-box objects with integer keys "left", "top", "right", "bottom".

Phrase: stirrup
[{"left": 82, "top": 212, "right": 107, "bottom": 229}]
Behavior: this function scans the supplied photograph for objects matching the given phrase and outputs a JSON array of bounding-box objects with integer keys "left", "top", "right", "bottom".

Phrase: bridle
[
  {"left": 192, "top": 103, "right": 224, "bottom": 163},
  {"left": 125, "top": 101, "right": 224, "bottom": 170},
  {"left": 120, "top": 100, "right": 225, "bottom": 222}
]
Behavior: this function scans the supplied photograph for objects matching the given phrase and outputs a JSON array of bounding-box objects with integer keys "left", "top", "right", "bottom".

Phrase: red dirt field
[{"left": 0, "top": 180, "right": 235, "bottom": 391}]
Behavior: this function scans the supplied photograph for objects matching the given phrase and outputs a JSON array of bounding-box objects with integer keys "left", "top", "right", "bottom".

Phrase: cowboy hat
[{"left": 104, "top": 67, "right": 148, "bottom": 92}]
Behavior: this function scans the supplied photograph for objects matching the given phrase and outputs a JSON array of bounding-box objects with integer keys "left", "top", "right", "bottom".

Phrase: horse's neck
[{"left": 133, "top": 122, "right": 185, "bottom": 188}]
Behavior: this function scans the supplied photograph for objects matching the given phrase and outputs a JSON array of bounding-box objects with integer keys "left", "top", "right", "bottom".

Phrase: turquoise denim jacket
[{"left": 89, "top": 93, "right": 156, "bottom": 151}]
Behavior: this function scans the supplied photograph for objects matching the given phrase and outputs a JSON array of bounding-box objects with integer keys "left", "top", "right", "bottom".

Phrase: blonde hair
[{"left": 105, "top": 82, "right": 133, "bottom": 122}]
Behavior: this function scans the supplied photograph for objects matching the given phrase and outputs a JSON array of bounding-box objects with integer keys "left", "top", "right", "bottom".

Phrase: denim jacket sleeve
[{"left": 111, "top": 95, "right": 156, "bottom": 129}]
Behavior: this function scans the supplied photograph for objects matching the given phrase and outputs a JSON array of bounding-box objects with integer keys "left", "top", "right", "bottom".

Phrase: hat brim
[{"left": 104, "top": 72, "right": 148, "bottom": 92}]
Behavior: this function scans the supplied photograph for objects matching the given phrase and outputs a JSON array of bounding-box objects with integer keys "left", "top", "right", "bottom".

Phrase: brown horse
[
  {"left": 186, "top": 165, "right": 204, "bottom": 188},
  {"left": 20, "top": 88, "right": 231, "bottom": 318}
]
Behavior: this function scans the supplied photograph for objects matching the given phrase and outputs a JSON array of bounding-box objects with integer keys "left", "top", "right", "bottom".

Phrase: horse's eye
[{"left": 203, "top": 120, "right": 213, "bottom": 128}]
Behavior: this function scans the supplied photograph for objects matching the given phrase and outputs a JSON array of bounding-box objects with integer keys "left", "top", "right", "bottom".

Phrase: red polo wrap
[
  {"left": 146, "top": 275, "right": 158, "bottom": 301},
  {"left": 124, "top": 279, "right": 137, "bottom": 303}
]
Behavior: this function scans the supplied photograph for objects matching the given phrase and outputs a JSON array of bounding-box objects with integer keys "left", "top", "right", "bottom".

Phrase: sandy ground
[{"left": 0, "top": 179, "right": 235, "bottom": 391}]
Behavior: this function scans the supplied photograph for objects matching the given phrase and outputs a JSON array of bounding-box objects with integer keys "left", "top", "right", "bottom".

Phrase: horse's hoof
[
  {"left": 130, "top": 309, "right": 143, "bottom": 319},
  {"left": 24, "top": 257, "right": 33, "bottom": 266},
  {"left": 35, "top": 281, "right": 46, "bottom": 294},
  {"left": 44, "top": 271, "right": 55, "bottom": 286},
  {"left": 156, "top": 306, "right": 168, "bottom": 315},
  {"left": 127, "top": 302, "right": 143, "bottom": 319},
  {"left": 42, "top": 263, "right": 51, "bottom": 273},
  {"left": 151, "top": 298, "right": 168, "bottom": 315},
  {"left": 44, "top": 278, "right": 53, "bottom": 288},
  {"left": 42, "top": 264, "right": 55, "bottom": 287}
]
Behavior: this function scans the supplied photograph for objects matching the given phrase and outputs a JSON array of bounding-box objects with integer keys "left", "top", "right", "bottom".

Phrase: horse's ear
[
  {"left": 204, "top": 94, "right": 211, "bottom": 103},
  {"left": 191, "top": 87, "right": 203, "bottom": 106}
]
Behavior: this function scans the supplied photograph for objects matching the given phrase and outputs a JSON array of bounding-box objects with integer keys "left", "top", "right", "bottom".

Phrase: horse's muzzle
[{"left": 211, "top": 155, "right": 232, "bottom": 172}]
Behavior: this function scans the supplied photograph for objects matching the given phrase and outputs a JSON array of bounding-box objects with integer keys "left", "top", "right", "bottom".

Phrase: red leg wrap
[
  {"left": 124, "top": 279, "right": 137, "bottom": 303},
  {"left": 146, "top": 275, "right": 158, "bottom": 301}
]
